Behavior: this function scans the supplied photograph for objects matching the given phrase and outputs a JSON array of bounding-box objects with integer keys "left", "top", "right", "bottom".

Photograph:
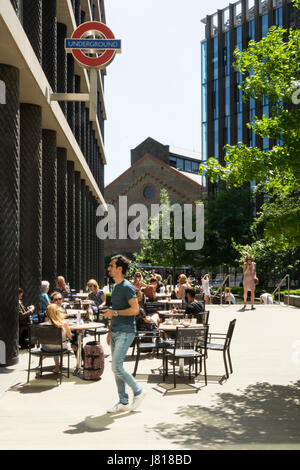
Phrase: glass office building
[{"left": 201, "top": 0, "right": 299, "bottom": 190}]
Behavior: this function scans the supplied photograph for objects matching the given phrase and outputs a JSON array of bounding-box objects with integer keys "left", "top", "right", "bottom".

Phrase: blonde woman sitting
[
  {"left": 175, "top": 274, "right": 191, "bottom": 301},
  {"left": 41, "top": 304, "right": 72, "bottom": 374}
]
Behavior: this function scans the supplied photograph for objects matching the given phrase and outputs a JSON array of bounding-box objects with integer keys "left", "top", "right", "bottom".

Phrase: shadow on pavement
[
  {"left": 64, "top": 412, "right": 135, "bottom": 435},
  {"left": 145, "top": 380, "right": 300, "bottom": 449}
]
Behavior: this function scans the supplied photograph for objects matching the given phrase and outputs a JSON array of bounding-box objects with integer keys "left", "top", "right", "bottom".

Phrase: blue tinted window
[
  {"left": 224, "top": 31, "right": 230, "bottom": 76},
  {"left": 249, "top": 109, "right": 256, "bottom": 147},
  {"left": 143, "top": 185, "right": 154, "bottom": 200},
  {"left": 202, "top": 123, "right": 207, "bottom": 161},
  {"left": 237, "top": 113, "right": 243, "bottom": 142},
  {"left": 192, "top": 162, "right": 199, "bottom": 174},
  {"left": 185, "top": 160, "right": 192, "bottom": 172},
  {"left": 214, "top": 120, "right": 219, "bottom": 158},
  {"left": 201, "top": 42, "right": 207, "bottom": 84},
  {"left": 275, "top": 8, "right": 282, "bottom": 27},
  {"left": 236, "top": 72, "right": 243, "bottom": 113},
  {"left": 262, "top": 14, "right": 268, "bottom": 37},
  {"left": 249, "top": 20, "right": 255, "bottom": 41},
  {"left": 213, "top": 37, "right": 218, "bottom": 79},
  {"left": 202, "top": 84, "right": 207, "bottom": 122},
  {"left": 225, "top": 76, "right": 230, "bottom": 116},
  {"left": 236, "top": 26, "right": 242, "bottom": 51},
  {"left": 225, "top": 116, "right": 230, "bottom": 145},
  {"left": 213, "top": 80, "right": 219, "bottom": 119},
  {"left": 176, "top": 158, "right": 184, "bottom": 171}
]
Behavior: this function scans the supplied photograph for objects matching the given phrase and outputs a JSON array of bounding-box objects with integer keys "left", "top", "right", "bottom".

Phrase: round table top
[
  {"left": 159, "top": 322, "right": 203, "bottom": 331},
  {"left": 68, "top": 322, "right": 105, "bottom": 331},
  {"left": 157, "top": 299, "right": 183, "bottom": 304}
]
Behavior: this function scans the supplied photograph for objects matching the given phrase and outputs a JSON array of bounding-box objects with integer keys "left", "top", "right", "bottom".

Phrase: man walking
[{"left": 103, "top": 254, "right": 146, "bottom": 413}]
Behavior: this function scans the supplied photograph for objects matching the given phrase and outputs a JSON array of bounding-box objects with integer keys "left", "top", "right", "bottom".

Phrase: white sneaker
[
  {"left": 107, "top": 403, "right": 130, "bottom": 414},
  {"left": 130, "top": 390, "right": 146, "bottom": 411}
]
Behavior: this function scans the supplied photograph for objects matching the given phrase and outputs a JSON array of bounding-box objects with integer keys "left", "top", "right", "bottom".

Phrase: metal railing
[
  {"left": 272, "top": 274, "right": 290, "bottom": 305},
  {"left": 211, "top": 274, "right": 231, "bottom": 305}
]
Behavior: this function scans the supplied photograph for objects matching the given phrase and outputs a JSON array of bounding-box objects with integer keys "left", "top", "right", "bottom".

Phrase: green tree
[
  {"left": 134, "top": 189, "right": 201, "bottom": 282},
  {"left": 200, "top": 14, "right": 300, "bottom": 249},
  {"left": 199, "top": 187, "right": 253, "bottom": 269}
]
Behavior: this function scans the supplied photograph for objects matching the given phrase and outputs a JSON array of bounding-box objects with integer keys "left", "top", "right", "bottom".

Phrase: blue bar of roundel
[{"left": 65, "top": 39, "right": 121, "bottom": 50}]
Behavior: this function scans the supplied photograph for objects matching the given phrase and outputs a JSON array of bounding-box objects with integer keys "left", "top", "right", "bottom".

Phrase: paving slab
[{"left": 0, "top": 304, "right": 300, "bottom": 450}]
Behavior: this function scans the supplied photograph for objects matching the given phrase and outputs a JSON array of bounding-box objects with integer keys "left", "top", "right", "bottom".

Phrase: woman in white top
[
  {"left": 201, "top": 274, "right": 211, "bottom": 305},
  {"left": 41, "top": 304, "right": 72, "bottom": 374}
]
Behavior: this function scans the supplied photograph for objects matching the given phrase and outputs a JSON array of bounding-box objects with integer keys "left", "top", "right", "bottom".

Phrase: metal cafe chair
[
  {"left": 163, "top": 326, "right": 209, "bottom": 388},
  {"left": 27, "top": 324, "right": 72, "bottom": 385},
  {"left": 206, "top": 319, "right": 236, "bottom": 379},
  {"left": 132, "top": 329, "right": 168, "bottom": 377}
]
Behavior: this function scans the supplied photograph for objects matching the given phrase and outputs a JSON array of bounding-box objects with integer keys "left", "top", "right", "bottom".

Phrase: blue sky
[{"left": 104, "top": 0, "right": 228, "bottom": 185}]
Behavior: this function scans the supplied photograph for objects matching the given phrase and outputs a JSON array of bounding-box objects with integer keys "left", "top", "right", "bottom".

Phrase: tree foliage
[{"left": 198, "top": 187, "right": 253, "bottom": 269}]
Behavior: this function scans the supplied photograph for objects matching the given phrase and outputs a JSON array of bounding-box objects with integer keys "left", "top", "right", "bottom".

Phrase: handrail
[
  {"left": 211, "top": 274, "right": 231, "bottom": 305},
  {"left": 272, "top": 274, "right": 290, "bottom": 305}
]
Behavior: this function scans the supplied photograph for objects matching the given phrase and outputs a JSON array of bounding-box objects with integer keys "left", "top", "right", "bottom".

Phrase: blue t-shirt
[
  {"left": 111, "top": 279, "right": 137, "bottom": 333},
  {"left": 41, "top": 291, "right": 50, "bottom": 314}
]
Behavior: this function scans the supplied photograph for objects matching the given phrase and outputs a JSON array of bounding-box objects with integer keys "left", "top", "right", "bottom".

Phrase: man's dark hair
[
  {"left": 111, "top": 254, "right": 130, "bottom": 275},
  {"left": 185, "top": 288, "right": 196, "bottom": 299}
]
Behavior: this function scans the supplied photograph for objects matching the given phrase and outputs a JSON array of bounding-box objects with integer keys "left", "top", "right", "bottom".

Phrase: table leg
[{"left": 73, "top": 331, "right": 83, "bottom": 377}]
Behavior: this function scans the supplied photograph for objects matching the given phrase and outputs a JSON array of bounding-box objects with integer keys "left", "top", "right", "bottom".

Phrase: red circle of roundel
[{"left": 71, "top": 21, "right": 116, "bottom": 68}]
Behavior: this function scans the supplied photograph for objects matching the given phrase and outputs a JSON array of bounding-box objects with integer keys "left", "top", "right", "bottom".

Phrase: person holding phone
[{"left": 102, "top": 255, "right": 146, "bottom": 414}]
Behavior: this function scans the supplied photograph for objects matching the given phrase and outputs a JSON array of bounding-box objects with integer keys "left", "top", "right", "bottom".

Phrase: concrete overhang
[{"left": 0, "top": 0, "right": 107, "bottom": 208}]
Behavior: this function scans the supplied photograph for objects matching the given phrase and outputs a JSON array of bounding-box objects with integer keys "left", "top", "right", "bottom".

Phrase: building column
[
  {"left": 42, "top": 0, "right": 57, "bottom": 92},
  {"left": 81, "top": 180, "right": 87, "bottom": 289},
  {"left": 10, "top": 0, "right": 22, "bottom": 20},
  {"left": 42, "top": 130, "right": 57, "bottom": 291},
  {"left": 23, "top": 0, "right": 42, "bottom": 64},
  {"left": 229, "top": 3, "right": 237, "bottom": 146},
  {"left": 85, "top": 187, "right": 91, "bottom": 279},
  {"left": 57, "top": 23, "right": 68, "bottom": 116},
  {"left": 81, "top": 102, "right": 86, "bottom": 156},
  {"left": 67, "top": 161, "right": 75, "bottom": 289},
  {"left": 0, "top": 65, "right": 20, "bottom": 366},
  {"left": 74, "top": 0, "right": 81, "bottom": 25},
  {"left": 85, "top": 109, "right": 91, "bottom": 167},
  {"left": 57, "top": 148, "right": 68, "bottom": 279},
  {"left": 20, "top": 104, "right": 42, "bottom": 314},
  {"left": 74, "top": 172, "right": 82, "bottom": 292}
]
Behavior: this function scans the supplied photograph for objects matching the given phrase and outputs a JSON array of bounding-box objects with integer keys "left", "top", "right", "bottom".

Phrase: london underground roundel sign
[{"left": 65, "top": 21, "right": 121, "bottom": 69}]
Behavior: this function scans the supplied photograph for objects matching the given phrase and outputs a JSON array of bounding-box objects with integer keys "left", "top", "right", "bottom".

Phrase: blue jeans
[{"left": 110, "top": 331, "right": 142, "bottom": 405}]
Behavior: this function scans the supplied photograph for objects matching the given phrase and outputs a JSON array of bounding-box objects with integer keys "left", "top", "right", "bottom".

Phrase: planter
[{"left": 284, "top": 295, "right": 300, "bottom": 307}]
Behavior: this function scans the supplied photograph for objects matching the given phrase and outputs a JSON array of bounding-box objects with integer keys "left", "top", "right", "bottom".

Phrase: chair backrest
[
  {"left": 198, "top": 311, "right": 209, "bottom": 325},
  {"left": 29, "top": 324, "right": 63, "bottom": 347},
  {"left": 225, "top": 319, "right": 236, "bottom": 349},
  {"left": 144, "top": 302, "right": 162, "bottom": 315},
  {"left": 174, "top": 326, "right": 209, "bottom": 351}
]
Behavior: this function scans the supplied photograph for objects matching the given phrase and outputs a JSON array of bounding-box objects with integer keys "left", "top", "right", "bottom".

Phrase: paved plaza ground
[{"left": 0, "top": 303, "right": 300, "bottom": 451}]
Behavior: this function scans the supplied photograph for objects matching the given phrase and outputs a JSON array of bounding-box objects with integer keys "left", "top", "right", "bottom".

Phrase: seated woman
[
  {"left": 175, "top": 274, "right": 191, "bottom": 301},
  {"left": 131, "top": 272, "right": 147, "bottom": 290},
  {"left": 18, "top": 288, "right": 35, "bottom": 348},
  {"left": 41, "top": 304, "right": 72, "bottom": 374},
  {"left": 136, "top": 290, "right": 160, "bottom": 331},
  {"left": 53, "top": 276, "right": 70, "bottom": 299},
  {"left": 87, "top": 279, "right": 106, "bottom": 319},
  {"left": 40, "top": 280, "right": 51, "bottom": 323},
  {"left": 143, "top": 277, "right": 159, "bottom": 301}
]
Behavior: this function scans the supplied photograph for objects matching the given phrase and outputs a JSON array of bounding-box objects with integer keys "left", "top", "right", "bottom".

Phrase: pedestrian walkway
[{"left": 0, "top": 303, "right": 300, "bottom": 450}]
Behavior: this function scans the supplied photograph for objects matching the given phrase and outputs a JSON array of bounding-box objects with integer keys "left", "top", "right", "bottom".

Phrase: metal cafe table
[{"left": 68, "top": 321, "right": 106, "bottom": 377}]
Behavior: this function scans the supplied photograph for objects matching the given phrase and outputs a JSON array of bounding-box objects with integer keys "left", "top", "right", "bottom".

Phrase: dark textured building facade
[
  {"left": 201, "top": 0, "right": 300, "bottom": 192},
  {"left": 0, "top": 0, "right": 107, "bottom": 365}
]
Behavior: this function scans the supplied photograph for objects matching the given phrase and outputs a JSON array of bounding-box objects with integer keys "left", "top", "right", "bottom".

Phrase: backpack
[
  {"left": 83, "top": 341, "right": 105, "bottom": 381},
  {"left": 144, "top": 285, "right": 155, "bottom": 299}
]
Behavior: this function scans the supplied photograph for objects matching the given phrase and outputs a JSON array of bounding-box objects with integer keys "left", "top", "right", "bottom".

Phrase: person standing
[
  {"left": 243, "top": 254, "right": 258, "bottom": 310},
  {"left": 103, "top": 255, "right": 146, "bottom": 414},
  {"left": 201, "top": 274, "right": 211, "bottom": 305}
]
